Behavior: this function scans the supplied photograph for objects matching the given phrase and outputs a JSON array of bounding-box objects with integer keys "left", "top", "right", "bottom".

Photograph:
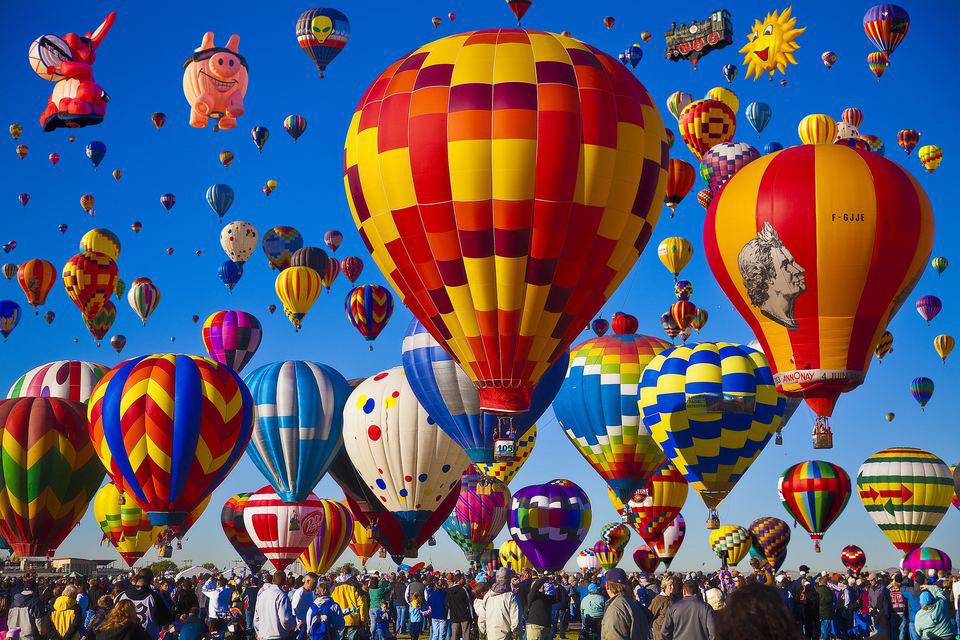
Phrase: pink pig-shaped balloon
[{"left": 182, "top": 33, "right": 248, "bottom": 130}]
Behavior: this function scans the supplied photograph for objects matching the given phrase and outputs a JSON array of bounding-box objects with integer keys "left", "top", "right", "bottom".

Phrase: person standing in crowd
[
  {"left": 476, "top": 569, "right": 520, "bottom": 640},
  {"left": 289, "top": 574, "right": 318, "bottom": 640},
  {"left": 49, "top": 584, "right": 83, "bottom": 640},
  {"left": 423, "top": 578, "right": 448, "bottom": 640},
  {"left": 774, "top": 575, "right": 794, "bottom": 614},
  {"left": 649, "top": 577, "right": 681, "bottom": 640},
  {"left": 8, "top": 578, "right": 42, "bottom": 640},
  {"left": 867, "top": 573, "right": 892, "bottom": 640},
  {"left": 888, "top": 578, "right": 905, "bottom": 640},
  {"left": 367, "top": 578, "right": 392, "bottom": 640},
  {"left": 552, "top": 576, "right": 570, "bottom": 639},
  {"left": 117, "top": 570, "right": 174, "bottom": 640},
  {"left": 704, "top": 578, "right": 724, "bottom": 611},
  {"left": 813, "top": 575, "right": 835, "bottom": 640},
  {"left": 660, "top": 579, "right": 714, "bottom": 640},
  {"left": 392, "top": 574, "right": 408, "bottom": 637},
  {"left": 579, "top": 583, "right": 605, "bottom": 640},
  {"left": 202, "top": 578, "right": 233, "bottom": 623},
  {"left": 241, "top": 579, "right": 259, "bottom": 639},
  {"left": 524, "top": 574, "right": 553, "bottom": 640},
  {"left": 445, "top": 575, "right": 472, "bottom": 640},
  {"left": 177, "top": 609, "right": 210, "bottom": 640},
  {"left": 76, "top": 583, "right": 90, "bottom": 621},
  {"left": 408, "top": 593, "right": 425, "bottom": 640},
  {"left": 254, "top": 572, "right": 295, "bottom": 640},
  {"left": 93, "top": 600, "right": 151, "bottom": 640},
  {"left": 600, "top": 568, "right": 650, "bottom": 640},
  {"left": 714, "top": 583, "right": 801, "bottom": 640},
  {"left": 331, "top": 571, "right": 367, "bottom": 640},
  {"left": 371, "top": 602, "right": 393, "bottom": 640},
  {"left": 305, "top": 583, "right": 344, "bottom": 640},
  {"left": 914, "top": 585, "right": 956, "bottom": 640},
  {"left": 173, "top": 581, "right": 200, "bottom": 619},
  {"left": 406, "top": 574, "right": 426, "bottom": 614}
]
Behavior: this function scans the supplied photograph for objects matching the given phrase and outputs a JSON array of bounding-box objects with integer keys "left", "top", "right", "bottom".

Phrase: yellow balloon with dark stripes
[
  {"left": 797, "top": 114, "right": 837, "bottom": 145},
  {"left": 474, "top": 423, "right": 536, "bottom": 486},
  {"left": 639, "top": 343, "right": 784, "bottom": 527},
  {"left": 275, "top": 267, "right": 322, "bottom": 332},
  {"left": 498, "top": 538, "right": 532, "bottom": 572},
  {"left": 933, "top": 334, "right": 953, "bottom": 363},
  {"left": 708, "top": 524, "right": 752, "bottom": 566}
]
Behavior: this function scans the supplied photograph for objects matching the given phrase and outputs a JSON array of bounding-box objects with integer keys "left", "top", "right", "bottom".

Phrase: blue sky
[{"left": 2, "top": 0, "right": 957, "bottom": 573}]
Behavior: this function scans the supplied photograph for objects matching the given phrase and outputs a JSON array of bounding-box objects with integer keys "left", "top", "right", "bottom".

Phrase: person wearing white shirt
[
  {"left": 202, "top": 577, "right": 233, "bottom": 622},
  {"left": 255, "top": 572, "right": 297, "bottom": 640},
  {"left": 289, "top": 574, "right": 318, "bottom": 640}
]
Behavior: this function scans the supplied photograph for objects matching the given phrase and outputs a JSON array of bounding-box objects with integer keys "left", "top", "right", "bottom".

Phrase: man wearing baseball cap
[{"left": 600, "top": 569, "right": 651, "bottom": 640}]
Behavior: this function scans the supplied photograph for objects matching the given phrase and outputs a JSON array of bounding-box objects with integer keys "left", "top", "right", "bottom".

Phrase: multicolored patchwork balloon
[
  {"left": 94, "top": 483, "right": 160, "bottom": 567},
  {"left": 442, "top": 468, "right": 511, "bottom": 563},
  {"left": 607, "top": 460, "right": 688, "bottom": 543},
  {"left": 708, "top": 524, "right": 752, "bottom": 567},
  {"left": 901, "top": 547, "right": 951, "bottom": 575},
  {"left": 7, "top": 360, "right": 108, "bottom": 403},
  {"left": 508, "top": 480, "right": 591, "bottom": 571},
  {"left": 599, "top": 522, "right": 631, "bottom": 552},
  {"left": 473, "top": 424, "right": 537, "bottom": 485},
  {"left": 591, "top": 540, "right": 622, "bottom": 570},
  {"left": 699, "top": 142, "right": 760, "bottom": 193},
  {"left": 841, "top": 544, "right": 866, "bottom": 574},
  {"left": 748, "top": 516, "right": 791, "bottom": 570},
  {"left": 202, "top": 311, "right": 263, "bottom": 373},
  {"left": 262, "top": 227, "right": 304, "bottom": 271},
  {"left": 778, "top": 461, "right": 851, "bottom": 552}
]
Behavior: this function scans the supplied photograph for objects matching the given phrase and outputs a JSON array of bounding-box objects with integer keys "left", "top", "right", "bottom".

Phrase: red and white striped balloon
[{"left": 242, "top": 487, "right": 326, "bottom": 571}]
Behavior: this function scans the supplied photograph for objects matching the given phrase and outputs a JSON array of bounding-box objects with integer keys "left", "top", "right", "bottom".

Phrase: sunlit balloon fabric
[
  {"left": 902, "top": 547, "right": 951, "bottom": 574},
  {"left": 442, "top": 468, "right": 511, "bottom": 562},
  {"left": 708, "top": 525, "right": 751, "bottom": 566},
  {"left": 633, "top": 545, "right": 659, "bottom": 573},
  {"left": 343, "top": 29, "right": 669, "bottom": 416},
  {"left": 591, "top": 540, "right": 622, "bottom": 570},
  {"left": 79, "top": 229, "right": 121, "bottom": 262},
  {"left": 648, "top": 512, "right": 685, "bottom": 568},
  {"left": 345, "top": 284, "right": 394, "bottom": 344},
  {"left": 499, "top": 539, "right": 531, "bottom": 572},
  {"left": 508, "top": 480, "right": 591, "bottom": 571},
  {"left": 62, "top": 251, "right": 118, "bottom": 318},
  {"left": 473, "top": 423, "right": 536, "bottom": 485},
  {"left": 798, "top": 115, "right": 837, "bottom": 145},
  {"left": 276, "top": 267, "right": 322, "bottom": 331},
  {"left": 221, "top": 492, "right": 268, "bottom": 572},
  {"left": 296, "top": 8, "right": 350, "bottom": 77},
  {"left": 342, "top": 367, "right": 470, "bottom": 543},
  {"left": 94, "top": 483, "right": 160, "bottom": 567},
  {"left": 841, "top": 545, "right": 866, "bottom": 573},
  {"left": 857, "top": 447, "right": 953, "bottom": 554},
  {"left": 220, "top": 221, "right": 259, "bottom": 263},
  {"left": 18, "top": 259, "right": 57, "bottom": 309},
  {"left": 262, "top": 227, "right": 304, "bottom": 271},
  {"left": 554, "top": 332, "right": 672, "bottom": 504},
  {"left": 606, "top": 460, "right": 688, "bottom": 542},
  {"left": 703, "top": 144, "right": 934, "bottom": 445},
  {"left": 7, "top": 360, "right": 108, "bottom": 403},
  {"left": 202, "top": 311, "right": 263, "bottom": 373},
  {"left": 863, "top": 4, "right": 910, "bottom": 56},
  {"left": 402, "top": 319, "right": 565, "bottom": 463},
  {"left": 243, "top": 487, "right": 325, "bottom": 571},
  {"left": 0, "top": 397, "right": 106, "bottom": 556},
  {"left": 348, "top": 515, "right": 381, "bottom": 568},
  {"left": 677, "top": 99, "right": 736, "bottom": 160},
  {"left": 778, "top": 461, "right": 851, "bottom": 552},
  {"left": 658, "top": 237, "right": 693, "bottom": 281},
  {"left": 244, "top": 360, "right": 351, "bottom": 504},
  {"left": 88, "top": 354, "right": 254, "bottom": 526},
  {"left": 748, "top": 517, "right": 790, "bottom": 571},
  {"left": 639, "top": 343, "right": 784, "bottom": 519},
  {"left": 298, "top": 499, "right": 354, "bottom": 574}
]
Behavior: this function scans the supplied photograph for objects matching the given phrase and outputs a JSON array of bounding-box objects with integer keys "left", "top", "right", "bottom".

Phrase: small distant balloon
[
  {"left": 110, "top": 334, "right": 125, "bottom": 354},
  {"left": 49, "top": 153, "right": 59, "bottom": 165},
  {"left": 432, "top": 17, "right": 441, "bottom": 28},
  {"left": 160, "top": 193, "right": 176, "bottom": 211},
  {"left": 603, "top": 16, "right": 615, "bottom": 29},
  {"left": 18, "top": 194, "right": 28, "bottom": 207},
  {"left": 112, "top": 169, "right": 121, "bottom": 181},
  {"left": 15, "top": 145, "right": 27, "bottom": 159},
  {"left": 324, "top": 230, "right": 343, "bottom": 252},
  {"left": 822, "top": 51, "right": 836, "bottom": 69},
  {"left": 86, "top": 141, "right": 106, "bottom": 168},
  {"left": 283, "top": 115, "right": 307, "bottom": 141},
  {"left": 131, "top": 221, "right": 142, "bottom": 233},
  {"left": 251, "top": 126, "right": 269, "bottom": 151},
  {"left": 220, "top": 151, "right": 234, "bottom": 167},
  {"left": 151, "top": 112, "right": 166, "bottom": 128},
  {"left": 722, "top": 64, "right": 737, "bottom": 82}
]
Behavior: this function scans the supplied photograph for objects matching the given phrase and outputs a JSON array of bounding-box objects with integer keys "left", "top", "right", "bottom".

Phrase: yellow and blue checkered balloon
[{"left": 639, "top": 342, "right": 784, "bottom": 523}]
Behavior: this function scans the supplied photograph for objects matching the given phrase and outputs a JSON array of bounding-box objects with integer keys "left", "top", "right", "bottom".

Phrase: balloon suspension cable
[{"left": 812, "top": 416, "right": 833, "bottom": 449}]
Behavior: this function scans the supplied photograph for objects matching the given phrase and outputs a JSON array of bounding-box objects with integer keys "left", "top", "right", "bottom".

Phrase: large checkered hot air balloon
[
  {"left": 708, "top": 525, "right": 752, "bottom": 568},
  {"left": 553, "top": 330, "right": 672, "bottom": 506},
  {"left": 243, "top": 487, "right": 326, "bottom": 571},
  {"left": 298, "top": 499, "right": 354, "bottom": 574},
  {"left": 607, "top": 460, "right": 688, "bottom": 543},
  {"left": 62, "top": 251, "right": 118, "bottom": 318},
  {"left": 678, "top": 99, "right": 736, "bottom": 160},
  {"left": 857, "top": 447, "right": 953, "bottom": 554},
  {"left": 402, "top": 319, "right": 565, "bottom": 464},
  {"left": 0, "top": 397, "right": 106, "bottom": 556},
  {"left": 508, "top": 480, "right": 591, "bottom": 571},
  {"left": 221, "top": 493, "right": 268, "bottom": 572},
  {"left": 343, "top": 367, "right": 470, "bottom": 561},
  {"left": 94, "top": 483, "right": 160, "bottom": 567},
  {"left": 7, "top": 360, "right": 108, "bottom": 403},
  {"left": 778, "top": 461, "right": 851, "bottom": 552},
  {"left": 639, "top": 343, "right": 785, "bottom": 529},
  {"left": 202, "top": 311, "right": 263, "bottom": 373},
  {"left": 748, "top": 516, "right": 790, "bottom": 571},
  {"left": 442, "top": 468, "right": 511, "bottom": 563},
  {"left": 87, "top": 355, "right": 254, "bottom": 526},
  {"left": 704, "top": 144, "right": 933, "bottom": 449},
  {"left": 243, "top": 360, "right": 351, "bottom": 505},
  {"left": 648, "top": 513, "right": 685, "bottom": 569},
  {"left": 343, "top": 29, "right": 669, "bottom": 418}
]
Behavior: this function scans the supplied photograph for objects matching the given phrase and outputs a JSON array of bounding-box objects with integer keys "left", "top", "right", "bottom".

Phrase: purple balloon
[
  {"left": 700, "top": 142, "right": 760, "bottom": 193},
  {"left": 508, "top": 480, "right": 591, "bottom": 571}
]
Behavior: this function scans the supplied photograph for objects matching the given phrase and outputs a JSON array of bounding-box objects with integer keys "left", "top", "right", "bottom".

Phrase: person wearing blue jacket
[
  {"left": 901, "top": 575, "right": 925, "bottom": 640},
  {"left": 914, "top": 586, "right": 956, "bottom": 640}
]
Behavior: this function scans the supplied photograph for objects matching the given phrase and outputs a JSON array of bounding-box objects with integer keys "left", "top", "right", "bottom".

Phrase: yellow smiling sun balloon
[{"left": 740, "top": 7, "right": 806, "bottom": 81}]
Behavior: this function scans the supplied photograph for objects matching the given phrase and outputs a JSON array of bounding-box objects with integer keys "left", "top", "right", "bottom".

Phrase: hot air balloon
[
  {"left": 473, "top": 424, "right": 537, "bottom": 486},
  {"left": 323, "top": 231, "right": 342, "bottom": 253},
  {"left": 763, "top": 142, "right": 783, "bottom": 155},
  {"left": 296, "top": 8, "right": 350, "bottom": 78},
  {"left": 0, "top": 301, "right": 21, "bottom": 341},
  {"left": 442, "top": 469, "right": 511, "bottom": 563},
  {"left": 822, "top": 51, "right": 836, "bottom": 69},
  {"left": 885, "top": 412, "right": 895, "bottom": 422},
  {"left": 577, "top": 549, "right": 599, "bottom": 573},
  {"left": 591, "top": 540, "right": 622, "bottom": 570},
  {"left": 647, "top": 513, "right": 685, "bottom": 569},
  {"left": 62, "top": 252, "right": 118, "bottom": 318},
  {"left": 591, "top": 318, "right": 609, "bottom": 338},
  {"left": 867, "top": 52, "right": 890, "bottom": 79},
  {"left": 251, "top": 126, "right": 269, "bottom": 151},
  {"left": 863, "top": 4, "right": 910, "bottom": 56},
  {"left": 931, "top": 257, "right": 947, "bottom": 275},
  {"left": 664, "top": 159, "right": 696, "bottom": 217},
  {"left": 857, "top": 447, "right": 953, "bottom": 554},
  {"left": 340, "top": 257, "right": 363, "bottom": 284},
  {"left": 692, "top": 308, "right": 709, "bottom": 332},
  {"left": 722, "top": 64, "right": 737, "bottom": 83},
  {"left": 344, "top": 30, "right": 669, "bottom": 417},
  {"left": 15, "top": 145, "right": 27, "bottom": 159},
  {"left": 9, "top": 124, "right": 22, "bottom": 140},
  {"left": 609, "top": 312, "right": 638, "bottom": 336},
  {"left": 748, "top": 517, "right": 790, "bottom": 571},
  {"left": 893, "top": 131, "right": 920, "bottom": 158},
  {"left": 506, "top": 0, "right": 532, "bottom": 25},
  {"left": 916, "top": 296, "right": 941, "bottom": 324},
  {"left": 0, "top": 397, "right": 105, "bottom": 556},
  {"left": 629, "top": 545, "right": 658, "bottom": 573},
  {"left": 262, "top": 227, "right": 304, "bottom": 271},
  {"left": 745, "top": 102, "right": 772, "bottom": 135},
  {"left": 160, "top": 193, "right": 175, "bottom": 211},
  {"left": 554, "top": 330, "right": 672, "bottom": 505},
  {"left": 18, "top": 194, "right": 28, "bottom": 207},
  {"left": 858, "top": 134, "right": 885, "bottom": 156},
  {"left": 243, "top": 488, "right": 326, "bottom": 571},
  {"left": 666, "top": 91, "right": 692, "bottom": 122},
  {"left": 917, "top": 145, "right": 942, "bottom": 173},
  {"left": 499, "top": 539, "right": 531, "bottom": 573},
  {"left": 112, "top": 169, "right": 122, "bottom": 181},
  {"left": 283, "top": 115, "right": 307, "bottom": 141},
  {"left": 114, "top": 279, "right": 125, "bottom": 301},
  {"left": 678, "top": 100, "right": 736, "bottom": 160},
  {"left": 902, "top": 548, "right": 951, "bottom": 575},
  {"left": 875, "top": 331, "right": 893, "bottom": 362},
  {"left": 7, "top": 360, "right": 108, "bottom": 403},
  {"left": 623, "top": 45, "right": 643, "bottom": 69},
  {"left": 220, "top": 221, "right": 258, "bottom": 264},
  {"left": 244, "top": 360, "right": 350, "bottom": 504},
  {"left": 49, "top": 153, "right": 60, "bottom": 165},
  {"left": 85, "top": 141, "right": 106, "bottom": 168},
  {"left": 217, "top": 150, "right": 234, "bottom": 168},
  {"left": 221, "top": 493, "right": 268, "bottom": 572},
  {"left": 841, "top": 545, "right": 866, "bottom": 574},
  {"left": 669, "top": 301, "right": 697, "bottom": 336},
  {"left": 321, "top": 257, "right": 340, "bottom": 292},
  {"left": 692, "top": 189, "right": 711, "bottom": 211},
  {"left": 402, "top": 319, "right": 564, "bottom": 464},
  {"left": 80, "top": 194, "right": 95, "bottom": 214},
  {"left": 218, "top": 260, "right": 243, "bottom": 292},
  {"left": 289, "top": 247, "right": 329, "bottom": 282},
  {"left": 344, "top": 285, "right": 394, "bottom": 347},
  {"left": 2, "top": 264, "right": 16, "bottom": 280},
  {"left": 109, "top": 334, "right": 125, "bottom": 354},
  {"left": 658, "top": 238, "right": 693, "bottom": 282},
  {"left": 910, "top": 377, "right": 933, "bottom": 410},
  {"left": 58, "top": 224, "right": 68, "bottom": 234},
  {"left": 276, "top": 267, "right": 322, "bottom": 332},
  {"left": 79, "top": 229, "right": 120, "bottom": 262},
  {"left": 201, "top": 311, "right": 262, "bottom": 373},
  {"left": 205, "top": 184, "right": 234, "bottom": 222},
  {"left": 704, "top": 87, "right": 738, "bottom": 115},
  {"left": 17, "top": 259, "right": 57, "bottom": 310},
  {"left": 640, "top": 343, "right": 784, "bottom": 528},
  {"left": 798, "top": 115, "right": 837, "bottom": 145},
  {"left": 933, "top": 335, "right": 953, "bottom": 363},
  {"left": 709, "top": 525, "right": 752, "bottom": 568},
  {"left": 130, "top": 221, "right": 142, "bottom": 234},
  {"left": 704, "top": 143, "right": 933, "bottom": 449},
  {"left": 432, "top": 17, "right": 442, "bottom": 28},
  {"left": 778, "top": 461, "right": 851, "bottom": 552},
  {"left": 126, "top": 277, "right": 160, "bottom": 325},
  {"left": 348, "top": 515, "right": 381, "bottom": 568},
  {"left": 298, "top": 500, "right": 354, "bottom": 574},
  {"left": 509, "top": 480, "right": 591, "bottom": 571},
  {"left": 151, "top": 112, "right": 166, "bottom": 128},
  {"left": 88, "top": 354, "right": 254, "bottom": 526},
  {"left": 94, "top": 483, "right": 160, "bottom": 566},
  {"left": 83, "top": 300, "right": 116, "bottom": 342},
  {"left": 606, "top": 460, "right": 688, "bottom": 542},
  {"left": 700, "top": 142, "right": 760, "bottom": 193},
  {"left": 342, "top": 367, "right": 470, "bottom": 559}
]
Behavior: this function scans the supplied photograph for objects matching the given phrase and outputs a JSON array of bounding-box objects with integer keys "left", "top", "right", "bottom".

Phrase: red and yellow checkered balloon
[{"left": 344, "top": 29, "right": 669, "bottom": 415}]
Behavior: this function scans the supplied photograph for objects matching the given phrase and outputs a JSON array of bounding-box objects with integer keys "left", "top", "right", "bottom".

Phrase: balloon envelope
[
  {"left": 221, "top": 492, "right": 268, "bottom": 572},
  {"left": 508, "top": 480, "right": 591, "bottom": 571}
]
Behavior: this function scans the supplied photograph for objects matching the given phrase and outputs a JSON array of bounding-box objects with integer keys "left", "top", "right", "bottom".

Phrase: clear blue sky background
[{"left": 1, "top": 0, "right": 957, "bottom": 574}]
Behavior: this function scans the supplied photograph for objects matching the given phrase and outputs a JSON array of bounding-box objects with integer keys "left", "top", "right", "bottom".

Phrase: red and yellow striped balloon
[
  {"left": 275, "top": 266, "right": 322, "bottom": 331},
  {"left": 607, "top": 460, "right": 688, "bottom": 543},
  {"left": 343, "top": 29, "right": 668, "bottom": 415},
  {"left": 87, "top": 355, "right": 254, "bottom": 527},
  {"left": 347, "top": 507, "right": 382, "bottom": 568},
  {"left": 704, "top": 144, "right": 933, "bottom": 447},
  {"left": 344, "top": 284, "right": 394, "bottom": 345},
  {"left": 17, "top": 259, "right": 57, "bottom": 309},
  {"left": 798, "top": 114, "right": 838, "bottom": 145},
  {"left": 298, "top": 499, "right": 354, "bottom": 574}
]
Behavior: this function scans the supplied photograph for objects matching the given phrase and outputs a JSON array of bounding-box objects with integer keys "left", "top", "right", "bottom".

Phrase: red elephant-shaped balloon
[
  {"left": 31, "top": 12, "right": 116, "bottom": 131},
  {"left": 182, "top": 33, "right": 249, "bottom": 130}
]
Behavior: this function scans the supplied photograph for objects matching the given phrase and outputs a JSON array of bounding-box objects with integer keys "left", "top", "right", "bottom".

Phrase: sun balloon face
[{"left": 739, "top": 7, "right": 806, "bottom": 80}]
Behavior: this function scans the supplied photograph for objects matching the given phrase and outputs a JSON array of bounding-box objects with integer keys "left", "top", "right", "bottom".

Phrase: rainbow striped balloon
[
  {"left": 778, "top": 461, "right": 851, "bottom": 551},
  {"left": 592, "top": 540, "right": 622, "bottom": 570},
  {"left": 901, "top": 547, "right": 951, "bottom": 575},
  {"left": 298, "top": 499, "right": 354, "bottom": 574},
  {"left": 221, "top": 493, "right": 268, "bottom": 573},
  {"left": 442, "top": 468, "right": 511, "bottom": 562}
]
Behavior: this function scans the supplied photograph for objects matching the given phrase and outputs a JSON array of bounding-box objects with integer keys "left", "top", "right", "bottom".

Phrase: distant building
[
  {"left": 19, "top": 557, "right": 119, "bottom": 576},
  {"left": 664, "top": 10, "right": 734, "bottom": 68}
]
